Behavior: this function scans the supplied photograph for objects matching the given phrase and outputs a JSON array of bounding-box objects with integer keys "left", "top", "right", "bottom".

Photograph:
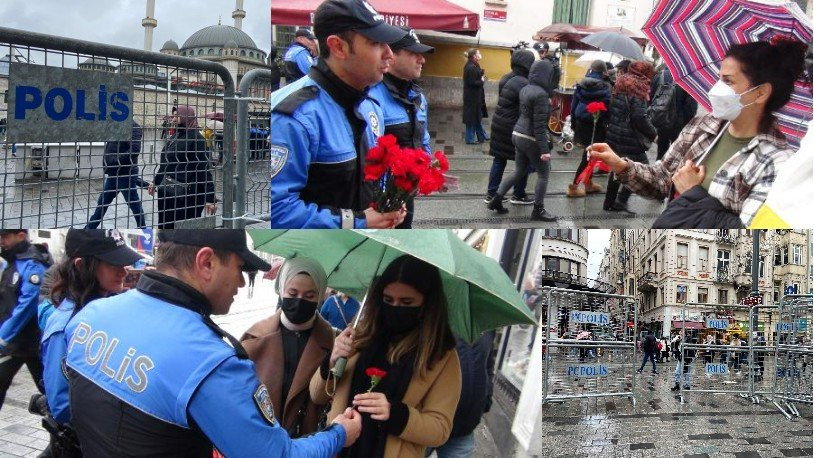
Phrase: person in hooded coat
[
  {"left": 148, "top": 105, "right": 216, "bottom": 228},
  {"left": 487, "top": 59, "right": 558, "bottom": 221},
  {"left": 462, "top": 49, "right": 489, "bottom": 144},
  {"left": 486, "top": 49, "right": 536, "bottom": 204}
]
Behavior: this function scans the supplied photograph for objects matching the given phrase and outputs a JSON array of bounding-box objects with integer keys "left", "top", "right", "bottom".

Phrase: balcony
[
  {"left": 716, "top": 231, "right": 735, "bottom": 244},
  {"left": 714, "top": 267, "right": 733, "bottom": 284},
  {"left": 539, "top": 270, "right": 615, "bottom": 293},
  {"left": 637, "top": 272, "right": 657, "bottom": 292}
]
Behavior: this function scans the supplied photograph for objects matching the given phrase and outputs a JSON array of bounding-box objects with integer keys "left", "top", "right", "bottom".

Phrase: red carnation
[
  {"left": 433, "top": 151, "right": 450, "bottom": 173},
  {"left": 394, "top": 175, "right": 415, "bottom": 193},
  {"left": 366, "top": 145, "right": 385, "bottom": 163},
  {"left": 364, "top": 162, "right": 387, "bottom": 181},
  {"left": 418, "top": 168, "right": 445, "bottom": 195},
  {"left": 586, "top": 101, "right": 607, "bottom": 116},
  {"left": 365, "top": 367, "right": 387, "bottom": 392}
]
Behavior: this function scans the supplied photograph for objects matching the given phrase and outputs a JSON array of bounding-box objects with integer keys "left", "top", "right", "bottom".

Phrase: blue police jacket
[
  {"left": 0, "top": 242, "right": 50, "bottom": 356},
  {"left": 283, "top": 43, "right": 315, "bottom": 83},
  {"left": 319, "top": 295, "right": 361, "bottom": 331},
  {"left": 269, "top": 59, "right": 385, "bottom": 228},
  {"left": 41, "top": 298, "right": 76, "bottom": 424},
  {"left": 64, "top": 271, "right": 346, "bottom": 457},
  {"left": 368, "top": 74, "right": 431, "bottom": 153}
]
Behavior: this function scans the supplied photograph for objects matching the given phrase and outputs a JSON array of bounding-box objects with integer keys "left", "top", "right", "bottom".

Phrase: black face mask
[
  {"left": 280, "top": 297, "right": 318, "bottom": 325},
  {"left": 380, "top": 302, "right": 422, "bottom": 335}
]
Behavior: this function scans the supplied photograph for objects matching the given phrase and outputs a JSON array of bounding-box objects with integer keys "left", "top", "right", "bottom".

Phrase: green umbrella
[{"left": 248, "top": 229, "right": 535, "bottom": 342}]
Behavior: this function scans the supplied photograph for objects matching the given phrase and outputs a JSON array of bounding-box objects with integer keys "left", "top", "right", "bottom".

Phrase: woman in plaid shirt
[{"left": 589, "top": 39, "right": 808, "bottom": 227}]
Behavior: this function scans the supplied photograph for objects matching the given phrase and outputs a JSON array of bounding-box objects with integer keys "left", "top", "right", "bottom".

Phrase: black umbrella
[{"left": 581, "top": 31, "right": 645, "bottom": 60}]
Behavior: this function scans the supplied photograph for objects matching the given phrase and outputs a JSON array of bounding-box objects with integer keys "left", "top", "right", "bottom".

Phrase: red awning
[
  {"left": 671, "top": 320, "right": 704, "bottom": 330},
  {"left": 271, "top": 0, "right": 479, "bottom": 33}
]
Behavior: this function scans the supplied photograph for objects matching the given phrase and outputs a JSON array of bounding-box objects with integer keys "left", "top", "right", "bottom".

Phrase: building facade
[{"left": 603, "top": 230, "right": 813, "bottom": 338}]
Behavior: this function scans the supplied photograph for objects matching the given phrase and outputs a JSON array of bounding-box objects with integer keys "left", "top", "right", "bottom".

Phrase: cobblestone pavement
[{"left": 542, "top": 358, "right": 813, "bottom": 458}]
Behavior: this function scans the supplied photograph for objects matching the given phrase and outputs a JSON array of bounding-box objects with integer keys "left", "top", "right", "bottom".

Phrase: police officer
[
  {"left": 368, "top": 28, "right": 434, "bottom": 228},
  {"left": 269, "top": 0, "right": 408, "bottom": 228},
  {"left": 39, "top": 229, "right": 143, "bottom": 457},
  {"left": 0, "top": 229, "right": 52, "bottom": 409},
  {"left": 64, "top": 230, "right": 361, "bottom": 456},
  {"left": 283, "top": 28, "right": 319, "bottom": 84}
]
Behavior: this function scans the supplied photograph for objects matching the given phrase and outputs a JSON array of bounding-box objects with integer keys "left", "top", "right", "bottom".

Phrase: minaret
[
  {"left": 142, "top": 0, "right": 158, "bottom": 52},
  {"left": 233, "top": 0, "right": 246, "bottom": 30}
]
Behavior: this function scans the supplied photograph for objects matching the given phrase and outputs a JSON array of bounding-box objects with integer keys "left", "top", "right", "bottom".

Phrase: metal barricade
[
  {"left": 773, "top": 294, "right": 813, "bottom": 419},
  {"left": 679, "top": 303, "right": 752, "bottom": 404},
  {"left": 0, "top": 26, "right": 236, "bottom": 228},
  {"left": 747, "top": 304, "right": 779, "bottom": 404},
  {"left": 234, "top": 68, "right": 274, "bottom": 228},
  {"left": 542, "top": 287, "right": 638, "bottom": 405}
]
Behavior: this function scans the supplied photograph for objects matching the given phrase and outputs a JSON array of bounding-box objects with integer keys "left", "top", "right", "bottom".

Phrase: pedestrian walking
[
  {"left": 487, "top": 59, "right": 559, "bottom": 221},
  {"left": 148, "top": 106, "right": 217, "bottom": 228},
  {"left": 86, "top": 121, "right": 148, "bottom": 228},
  {"left": 64, "top": 230, "right": 361, "bottom": 456},
  {"left": 247, "top": 269, "right": 257, "bottom": 298},
  {"left": 587, "top": 39, "right": 807, "bottom": 228},
  {"left": 649, "top": 65, "right": 698, "bottom": 160},
  {"left": 603, "top": 60, "right": 657, "bottom": 215},
  {"left": 672, "top": 332, "right": 696, "bottom": 391},
  {"left": 241, "top": 258, "right": 334, "bottom": 438},
  {"left": 311, "top": 255, "right": 461, "bottom": 458},
  {"left": 702, "top": 334, "right": 715, "bottom": 364},
  {"left": 463, "top": 49, "right": 489, "bottom": 144},
  {"left": 368, "top": 28, "right": 435, "bottom": 228},
  {"left": 39, "top": 229, "right": 142, "bottom": 457},
  {"left": 283, "top": 28, "right": 318, "bottom": 84},
  {"left": 320, "top": 291, "right": 361, "bottom": 332},
  {"left": 0, "top": 230, "right": 51, "bottom": 410},
  {"left": 567, "top": 60, "right": 611, "bottom": 198},
  {"left": 637, "top": 330, "right": 659, "bottom": 374},
  {"left": 268, "top": 0, "right": 407, "bottom": 228},
  {"left": 485, "top": 49, "right": 535, "bottom": 205},
  {"left": 659, "top": 336, "right": 670, "bottom": 363}
]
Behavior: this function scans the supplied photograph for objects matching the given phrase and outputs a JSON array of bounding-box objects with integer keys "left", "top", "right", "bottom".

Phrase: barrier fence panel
[
  {"left": 747, "top": 304, "right": 779, "bottom": 404},
  {"left": 679, "top": 303, "right": 753, "bottom": 404},
  {"left": 0, "top": 26, "right": 236, "bottom": 228},
  {"left": 542, "top": 287, "right": 638, "bottom": 405},
  {"left": 773, "top": 294, "right": 813, "bottom": 419},
  {"left": 234, "top": 68, "right": 273, "bottom": 228}
]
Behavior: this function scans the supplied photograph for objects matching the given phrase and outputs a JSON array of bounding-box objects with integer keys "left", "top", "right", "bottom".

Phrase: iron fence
[{"left": 772, "top": 294, "right": 813, "bottom": 419}]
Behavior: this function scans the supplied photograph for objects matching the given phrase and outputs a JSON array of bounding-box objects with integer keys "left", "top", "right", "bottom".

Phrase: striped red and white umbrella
[{"left": 643, "top": 0, "right": 812, "bottom": 148}]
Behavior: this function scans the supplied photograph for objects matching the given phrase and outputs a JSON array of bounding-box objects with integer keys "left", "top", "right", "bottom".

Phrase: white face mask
[{"left": 708, "top": 80, "right": 759, "bottom": 121}]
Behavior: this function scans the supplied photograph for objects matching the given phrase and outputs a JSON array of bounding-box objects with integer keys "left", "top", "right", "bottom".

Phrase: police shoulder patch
[
  {"left": 368, "top": 111, "right": 380, "bottom": 136},
  {"left": 253, "top": 384, "right": 276, "bottom": 425},
  {"left": 269, "top": 145, "right": 289, "bottom": 178},
  {"left": 29, "top": 274, "right": 41, "bottom": 285}
]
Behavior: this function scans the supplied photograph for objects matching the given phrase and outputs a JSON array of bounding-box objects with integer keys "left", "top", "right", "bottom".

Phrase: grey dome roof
[
  {"left": 80, "top": 57, "right": 115, "bottom": 67},
  {"left": 161, "top": 39, "right": 179, "bottom": 51},
  {"left": 224, "top": 39, "right": 238, "bottom": 49},
  {"left": 181, "top": 24, "right": 259, "bottom": 50}
]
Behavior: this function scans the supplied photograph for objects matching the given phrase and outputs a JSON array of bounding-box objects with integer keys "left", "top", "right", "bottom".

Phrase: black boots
[
  {"left": 671, "top": 382, "right": 680, "bottom": 391},
  {"left": 488, "top": 195, "right": 509, "bottom": 214},
  {"left": 531, "top": 204, "right": 557, "bottom": 222}
]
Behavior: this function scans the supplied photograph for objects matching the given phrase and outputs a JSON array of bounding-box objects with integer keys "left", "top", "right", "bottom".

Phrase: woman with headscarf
[
  {"left": 310, "top": 255, "right": 461, "bottom": 458},
  {"left": 602, "top": 60, "right": 657, "bottom": 214},
  {"left": 240, "top": 258, "right": 334, "bottom": 438},
  {"left": 148, "top": 105, "right": 216, "bottom": 228}
]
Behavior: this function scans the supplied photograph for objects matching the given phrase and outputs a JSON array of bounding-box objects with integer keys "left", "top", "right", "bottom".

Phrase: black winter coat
[
  {"left": 514, "top": 59, "right": 556, "bottom": 153},
  {"left": 642, "top": 334, "right": 658, "bottom": 353},
  {"left": 489, "top": 50, "right": 535, "bottom": 160},
  {"left": 606, "top": 94, "right": 657, "bottom": 157},
  {"left": 450, "top": 331, "right": 495, "bottom": 438},
  {"left": 462, "top": 60, "right": 486, "bottom": 125},
  {"left": 103, "top": 122, "right": 142, "bottom": 177},
  {"left": 649, "top": 69, "right": 698, "bottom": 135},
  {"left": 652, "top": 185, "right": 744, "bottom": 229},
  {"left": 155, "top": 128, "right": 216, "bottom": 204}
]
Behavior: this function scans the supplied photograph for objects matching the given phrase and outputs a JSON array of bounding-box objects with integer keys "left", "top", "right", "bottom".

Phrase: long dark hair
[
  {"left": 725, "top": 38, "right": 808, "bottom": 133},
  {"left": 353, "top": 255, "right": 455, "bottom": 377},
  {"left": 50, "top": 256, "right": 102, "bottom": 313}
]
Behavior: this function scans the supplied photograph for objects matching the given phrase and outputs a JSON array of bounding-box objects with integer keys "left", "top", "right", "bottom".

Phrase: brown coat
[
  {"left": 241, "top": 311, "right": 334, "bottom": 436},
  {"left": 310, "top": 349, "right": 462, "bottom": 458}
]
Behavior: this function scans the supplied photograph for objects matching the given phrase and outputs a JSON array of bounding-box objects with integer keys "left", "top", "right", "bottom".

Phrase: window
[
  {"left": 677, "top": 243, "right": 688, "bottom": 269},
  {"left": 544, "top": 229, "right": 577, "bottom": 242},
  {"left": 553, "top": 0, "right": 591, "bottom": 25},
  {"left": 677, "top": 284, "right": 687, "bottom": 303},
  {"left": 546, "top": 257, "right": 557, "bottom": 272},
  {"left": 775, "top": 247, "right": 782, "bottom": 266},
  {"left": 559, "top": 258, "right": 571, "bottom": 274},
  {"left": 718, "top": 289, "right": 728, "bottom": 304},
  {"left": 759, "top": 257, "right": 765, "bottom": 278},
  {"left": 792, "top": 245, "right": 803, "bottom": 264},
  {"left": 717, "top": 250, "right": 730, "bottom": 272},
  {"left": 660, "top": 246, "right": 665, "bottom": 272},
  {"left": 699, "top": 246, "right": 709, "bottom": 271},
  {"left": 782, "top": 246, "right": 789, "bottom": 264},
  {"left": 698, "top": 287, "right": 709, "bottom": 303},
  {"left": 660, "top": 287, "right": 665, "bottom": 306}
]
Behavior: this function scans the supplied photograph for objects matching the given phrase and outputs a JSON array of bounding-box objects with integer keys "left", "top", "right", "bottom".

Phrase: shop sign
[{"left": 483, "top": 9, "right": 507, "bottom": 21}]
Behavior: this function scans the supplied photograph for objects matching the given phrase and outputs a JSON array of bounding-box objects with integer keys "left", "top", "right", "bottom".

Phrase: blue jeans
[
  {"left": 638, "top": 351, "right": 657, "bottom": 373},
  {"left": 465, "top": 122, "right": 488, "bottom": 143},
  {"left": 487, "top": 157, "right": 532, "bottom": 198},
  {"left": 674, "top": 360, "right": 691, "bottom": 387},
  {"left": 87, "top": 175, "right": 146, "bottom": 228},
  {"left": 426, "top": 432, "right": 475, "bottom": 458}
]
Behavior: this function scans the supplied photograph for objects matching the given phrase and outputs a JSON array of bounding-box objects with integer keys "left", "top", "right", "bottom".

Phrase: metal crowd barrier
[
  {"left": 0, "top": 26, "right": 240, "bottom": 228},
  {"left": 678, "top": 303, "right": 752, "bottom": 404},
  {"left": 747, "top": 304, "right": 778, "bottom": 404},
  {"left": 772, "top": 294, "right": 813, "bottom": 419},
  {"left": 542, "top": 287, "right": 638, "bottom": 405}
]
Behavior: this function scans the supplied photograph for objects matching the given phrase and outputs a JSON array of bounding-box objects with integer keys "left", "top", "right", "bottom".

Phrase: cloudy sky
[
  {"left": 586, "top": 229, "right": 611, "bottom": 281},
  {"left": 0, "top": 0, "right": 270, "bottom": 53}
]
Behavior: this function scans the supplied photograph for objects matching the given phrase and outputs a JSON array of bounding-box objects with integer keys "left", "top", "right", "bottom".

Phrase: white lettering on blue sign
[
  {"left": 569, "top": 311, "right": 610, "bottom": 325},
  {"left": 68, "top": 322, "right": 154, "bottom": 393},
  {"left": 706, "top": 318, "right": 729, "bottom": 330},
  {"left": 566, "top": 364, "right": 609, "bottom": 377},
  {"left": 706, "top": 363, "right": 728, "bottom": 375}
]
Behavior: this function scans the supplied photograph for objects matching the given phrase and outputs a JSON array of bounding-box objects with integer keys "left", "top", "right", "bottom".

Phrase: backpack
[{"left": 648, "top": 71, "right": 678, "bottom": 131}]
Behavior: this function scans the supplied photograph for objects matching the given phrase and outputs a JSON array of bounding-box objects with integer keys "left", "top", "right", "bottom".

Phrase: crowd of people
[{"left": 0, "top": 229, "right": 499, "bottom": 457}]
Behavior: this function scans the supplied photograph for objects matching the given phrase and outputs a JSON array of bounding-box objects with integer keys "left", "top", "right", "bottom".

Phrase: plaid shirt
[{"left": 618, "top": 114, "right": 795, "bottom": 225}]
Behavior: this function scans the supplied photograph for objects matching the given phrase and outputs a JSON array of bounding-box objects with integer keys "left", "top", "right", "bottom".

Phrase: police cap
[
  {"left": 65, "top": 229, "right": 143, "bottom": 267},
  {"left": 295, "top": 28, "right": 316, "bottom": 40},
  {"left": 314, "top": 0, "right": 406, "bottom": 45},
  {"left": 157, "top": 230, "right": 271, "bottom": 272},
  {"left": 390, "top": 28, "right": 434, "bottom": 54}
]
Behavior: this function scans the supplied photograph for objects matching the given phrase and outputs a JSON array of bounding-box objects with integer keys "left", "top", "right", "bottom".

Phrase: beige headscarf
[{"left": 274, "top": 257, "right": 328, "bottom": 305}]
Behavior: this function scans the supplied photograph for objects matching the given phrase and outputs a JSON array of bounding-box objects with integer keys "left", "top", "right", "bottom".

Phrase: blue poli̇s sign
[
  {"left": 566, "top": 364, "right": 609, "bottom": 377},
  {"left": 7, "top": 62, "right": 133, "bottom": 143}
]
